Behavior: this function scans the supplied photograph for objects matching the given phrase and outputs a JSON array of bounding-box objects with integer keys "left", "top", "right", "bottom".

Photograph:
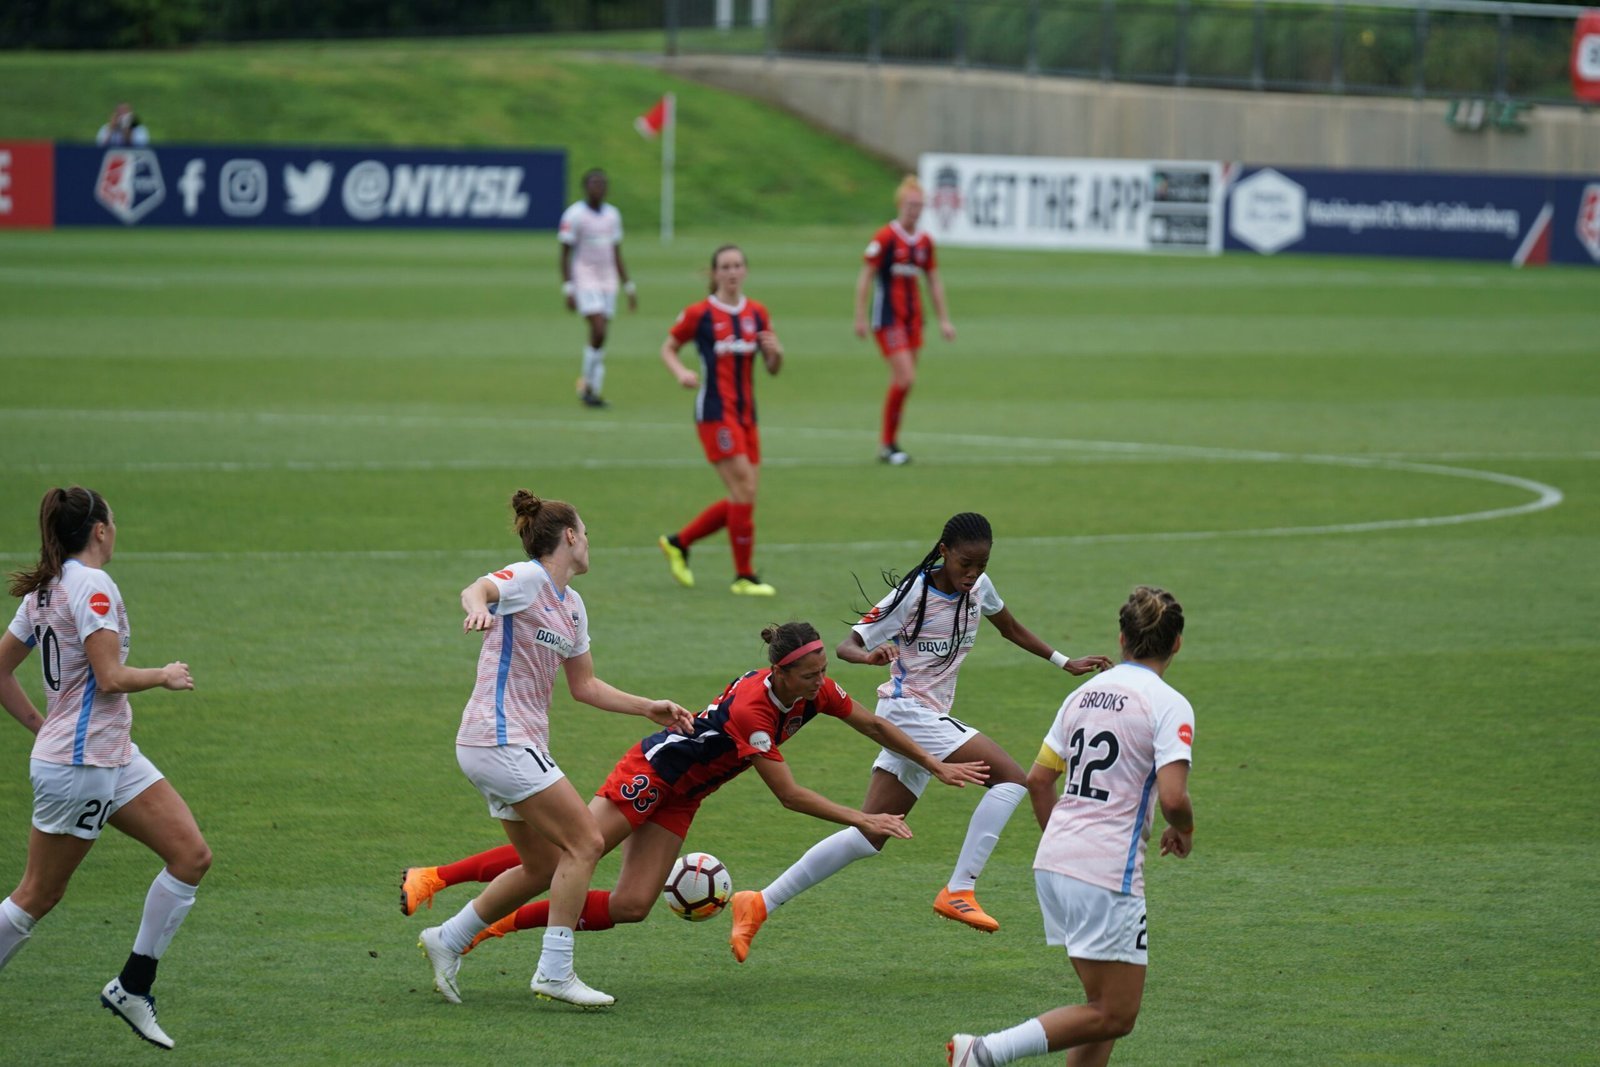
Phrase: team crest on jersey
[
  {"left": 932, "top": 164, "right": 963, "bottom": 230},
  {"left": 781, "top": 714, "right": 806, "bottom": 739},
  {"left": 741, "top": 315, "right": 757, "bottom": 333},
  {"left": 95, "top": 149, "right": 166, "bottom": 225}
]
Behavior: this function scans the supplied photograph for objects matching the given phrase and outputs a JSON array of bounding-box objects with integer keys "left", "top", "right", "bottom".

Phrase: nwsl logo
[{"left": 95, "top": 150, "right": 165, "bottom": 225}]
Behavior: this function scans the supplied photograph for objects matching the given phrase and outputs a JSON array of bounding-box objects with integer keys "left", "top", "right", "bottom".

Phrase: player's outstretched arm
[
  {"left": 751, "top": 757, "right": 913, "bottom": 838},
  {"left": 461, "top": 576, "right": 500, "bottom": 632},
  {"left": 0, "top": 631, "right": 44, "bottom": 735},
  {"left": 560, "top": 652, "right": 694, "bottom": 731},
  {"left": 840, "top": 701, "right": 987, "bottom": 787},
  {"left": 986, "top": 608, "right": 1112, "bottom": 676}
]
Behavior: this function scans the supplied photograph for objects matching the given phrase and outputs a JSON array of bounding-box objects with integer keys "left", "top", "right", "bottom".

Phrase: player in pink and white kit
[
  {"left": 559, "top": 168, "right": 635, "bottom": 408},
  {"left": 948, "top": 586, "right": 1195, "bottom": 1067},
  {"left": 728, "top": 512, "right": 1112, "bottom": 962},
  {"left": 0, "top": 487, "right": 209, "bottom": 1051},
  {"left": 417, "top": 489, "right": 691, "bottom": 1010}
]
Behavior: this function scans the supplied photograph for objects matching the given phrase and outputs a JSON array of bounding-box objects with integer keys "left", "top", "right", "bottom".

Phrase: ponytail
[{"left": 8, "top": 486, "right": 108, "bottom": 597}]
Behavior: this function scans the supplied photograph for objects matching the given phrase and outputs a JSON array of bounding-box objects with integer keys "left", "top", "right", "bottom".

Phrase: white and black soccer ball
[{"left": 661, "top": 851, "right": 733, "bottom": 922}]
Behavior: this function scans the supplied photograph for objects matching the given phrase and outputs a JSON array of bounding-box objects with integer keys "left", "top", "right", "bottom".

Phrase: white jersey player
[
  {"left": 418, "top": 490, "right": 689, "bottom": 1010},
  {"left": 949, "top": 585, "right": 1196, "bottom": 1067},
  {"left": 558, "top": 168, "right": 635, "bottom": 408},
  {"left": 0, "top": 487, "right": 208, "bottom": 1051},
  {"left": 727, "top": 512, "right": 1114, "bottom": 964}
]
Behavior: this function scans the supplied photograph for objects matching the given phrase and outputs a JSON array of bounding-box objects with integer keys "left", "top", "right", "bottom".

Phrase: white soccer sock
[
  {"left": 762, "top": 827, "right": 880, "bottom": 910},
  {"left": 131, "top": 869, "right": 198, "bottom": 959},
  {"left": 0, "top": 897, "right": 36, "bottom": 972},
  {"left": 536, "top": 926, "right": 575, "bottom": 981},
  {"left": 947, "top": 782, "right": 1027, "bottom": 892},
  {"left": 980, "top": 1017, "right": 1048, "bottom": 1065},
  {"left": 582, "top": 346, "right": 605, "bottom": 394},
  {"left": 439, "top": 899, "right": 490, "bottom": 954}
]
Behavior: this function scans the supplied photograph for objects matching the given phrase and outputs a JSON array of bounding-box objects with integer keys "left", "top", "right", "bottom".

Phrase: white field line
[{"left": 0, "top": 415, "right": 1565, "bottom": 562}]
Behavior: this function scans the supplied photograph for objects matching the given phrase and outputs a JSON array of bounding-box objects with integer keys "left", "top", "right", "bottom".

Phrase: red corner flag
[
  {"left": 1575, "top": 10, "right": 1600, "bottom": 103},
  {"left": 635, "top": 95, "right": 669, "bottom": 138}
]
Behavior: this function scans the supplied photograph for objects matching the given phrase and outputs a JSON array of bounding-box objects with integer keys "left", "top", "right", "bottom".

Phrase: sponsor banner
[
  {"left": 0, "top": 141, "right": 55, "bottom": 229},
  {"left": 918, "top": 153, "right": 1223, "bottom": 254},
  {"left": 1226, "top": 166, "right": 1600, "bottom": 266},
  {"left": 53, "top": 144, "right": 565, "bottom": 229}
]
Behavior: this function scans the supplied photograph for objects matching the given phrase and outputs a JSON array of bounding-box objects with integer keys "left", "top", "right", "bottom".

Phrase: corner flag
[{"left": 635, "top": 93, "right": 676, "bottom": 243}]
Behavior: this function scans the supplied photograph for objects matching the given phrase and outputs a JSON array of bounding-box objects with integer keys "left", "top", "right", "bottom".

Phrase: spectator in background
[{"left": 96, "top": 104, "right": 149, "bottom": 147}]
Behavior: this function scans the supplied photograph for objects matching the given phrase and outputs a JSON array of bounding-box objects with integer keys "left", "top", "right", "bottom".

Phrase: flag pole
[{"left": 661, "top": 92, "right": 676, "bottom": 244}]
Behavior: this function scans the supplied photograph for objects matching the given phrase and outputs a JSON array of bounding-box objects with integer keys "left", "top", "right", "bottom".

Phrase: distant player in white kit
[
  {"left": 559, "top": 168, "right": 635, "bottom": 408},
  {"left": 949, "top": 585, "right": 1196, "bottom": 1067},
  {"left": 0, "top": 486, "right": 211, "bottom": 1051},
  {"left": 417, "top": 489, "right": 691, "bottom": 1010}
]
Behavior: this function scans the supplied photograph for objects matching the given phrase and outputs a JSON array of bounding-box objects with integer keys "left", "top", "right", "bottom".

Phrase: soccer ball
[{"left": 661, "top": 852, "right": 733, "bottom": 922}]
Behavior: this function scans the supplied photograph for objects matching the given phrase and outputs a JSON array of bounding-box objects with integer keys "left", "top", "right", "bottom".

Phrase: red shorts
[
  {"left": 596, "top": 747, "right": 701, "bottom": 839},
  {"left": 874, "top": 320, "right": 922, "bottom": 358},
  {"left": 696, "top": 420, "right": 760, "bottom": 465}
]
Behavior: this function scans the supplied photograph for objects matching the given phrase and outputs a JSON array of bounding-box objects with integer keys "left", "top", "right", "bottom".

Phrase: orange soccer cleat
[
  {"left": 933, "top": 887, "right": 999, "bottom": 933},
  {"left": 728, "top": 890, "right": 768, "bottom": 963},
  {"left": 464, "top": 911, "right": 518, "bottom": 954},
  {"left": 399, "top": 866, "right": 446, "bottom": 917}
]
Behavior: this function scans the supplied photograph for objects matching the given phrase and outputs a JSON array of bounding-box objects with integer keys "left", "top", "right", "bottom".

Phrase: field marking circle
[{"left": 0, "top": 410, "right": 1566, "bottom": 562}]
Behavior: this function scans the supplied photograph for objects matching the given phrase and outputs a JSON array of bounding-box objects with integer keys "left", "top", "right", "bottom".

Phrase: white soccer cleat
[
  {"left": 100, "top": 977, "right": 175, "bottom": 1050},
  {"left": 947, "top": 1033, "right": 983, "bottom": 1067},
  {"left": 419, "top": 925, "right": 463, "bottom": 1004},
  {"left": 531, "top": 969, "right": 615, "bottom": 1009}
]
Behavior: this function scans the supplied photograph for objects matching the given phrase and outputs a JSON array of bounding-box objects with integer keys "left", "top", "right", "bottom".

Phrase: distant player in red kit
[
  {"left": 854, "top": 175, "right": 956, "bottom": 466},
  {"left": 657, "top": 244, "right": 784, "bottom": 597}
]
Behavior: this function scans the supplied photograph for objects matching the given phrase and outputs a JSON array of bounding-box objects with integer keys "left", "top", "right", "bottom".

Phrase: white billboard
[{"left": 918, "top": 153, "right": 1224, "bottom": 254}]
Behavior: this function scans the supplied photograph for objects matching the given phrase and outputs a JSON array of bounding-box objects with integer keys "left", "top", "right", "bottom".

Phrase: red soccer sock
[
  {"left": 728, "top": 501, "right": 755, "bottom": 577},
  {"left": 437, "top": 844, "right": 521, "bottom": 887},
  {"left": 882, "top": 383, "right": 911, "bottom": 447},
  {"left": 511, "top": 890, "right": 616, "bottom": 932},
  {"left": 678, "top": 499, "right": 730, "bottom": 548}
]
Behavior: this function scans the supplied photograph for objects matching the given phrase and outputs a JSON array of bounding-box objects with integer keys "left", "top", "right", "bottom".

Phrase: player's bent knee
[
  {"left": 607, "top": 895, "right": 655, "bottom": 924},
  {"left": 174, "top": 843, "right": 213, "bottom": 883}
]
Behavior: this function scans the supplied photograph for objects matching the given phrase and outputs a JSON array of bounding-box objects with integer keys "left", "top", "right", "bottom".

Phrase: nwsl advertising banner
[
  {"left": 917, "top": 153, "right": 1225, "bottom": 254},
  {"left": 43, "top": 143, "right": 565, "bottom": 229},
  {"left": 1226, "top": 166, "right": 1600, "bottom": 267}
]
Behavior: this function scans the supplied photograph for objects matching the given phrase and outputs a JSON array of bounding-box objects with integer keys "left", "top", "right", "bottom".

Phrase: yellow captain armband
[{"left": 1035, "top": 744, "right": 1066, "bottom": 772}]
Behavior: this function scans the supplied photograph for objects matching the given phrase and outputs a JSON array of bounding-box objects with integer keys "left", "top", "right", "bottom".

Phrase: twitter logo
[{"left": 284, "top": 161, "right": 333, "bottom": 215}]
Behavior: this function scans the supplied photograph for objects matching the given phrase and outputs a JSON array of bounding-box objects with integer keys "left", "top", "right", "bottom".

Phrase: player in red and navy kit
[
  {"left": 949, "top": 587, "right": 1195, "bottom": 1067},
  {"left": 0, "top": 487, "right": 207, "bottom": 1051},
  {"left": 854, "top": 175, "right": 956, "bottom": 466},
  {"left": 657, "top": 244, "right": 785, "bottom": 597},
  {"left": 398, "top": 622, "right": 988, "bottom": 958}
]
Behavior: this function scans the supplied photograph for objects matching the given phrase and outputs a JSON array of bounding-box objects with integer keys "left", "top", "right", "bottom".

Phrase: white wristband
[
  {"left": 561, "top": 281, "right": 575, "bottom": 296},
  {"left": 623, "top": 281, "right": 637, "bottom": 295},
  {"left": 1049, "top": 650, "right": 1070, "bottom": 669}
]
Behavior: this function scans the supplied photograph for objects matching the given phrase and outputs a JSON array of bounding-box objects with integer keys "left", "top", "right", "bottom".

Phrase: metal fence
[{"left": 665, "top": 0, "right": 1593, "bottom": 107}]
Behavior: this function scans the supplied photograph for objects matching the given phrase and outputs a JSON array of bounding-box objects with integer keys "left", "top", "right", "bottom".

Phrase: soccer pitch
[{"left": 1, "top": 228, "right": 1597, "bottom": 1064}]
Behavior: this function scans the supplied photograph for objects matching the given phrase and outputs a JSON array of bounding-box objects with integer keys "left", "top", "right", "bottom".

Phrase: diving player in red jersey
[
  {"left": 854, "top": 175, "right": 956, "bottom": 466},
  {"left": 399, "top": 622, "right": 988, "bottom": 962},
  {"left": 657, "top": 244, "right": 784, "bottom": 596}
]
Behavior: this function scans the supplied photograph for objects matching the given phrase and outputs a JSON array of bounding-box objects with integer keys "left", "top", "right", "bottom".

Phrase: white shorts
[
  {"left": 574, "top": 287, "right": 617, "bottom": 318},
  {"left": 30, "top": 743, "right": 164, "bottom": 840},
  {"left": 456, "top": 743, "right": 565, "bottom": 821},
  {"left": 1035, "top": 869, "right": 1148, "bottom": 965},
  {"left": 869, "top": 697, "right": 981, "bottom": 797}
]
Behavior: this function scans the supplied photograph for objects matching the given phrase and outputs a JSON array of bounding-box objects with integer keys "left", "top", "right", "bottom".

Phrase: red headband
[{"left": 776, "top": 639, "right": 824, "bottom": 666}]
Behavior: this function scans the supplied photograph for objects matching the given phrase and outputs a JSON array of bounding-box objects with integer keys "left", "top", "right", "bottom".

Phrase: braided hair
[{"left": 855, "top": 512, "right": 993, "bottom": 675}]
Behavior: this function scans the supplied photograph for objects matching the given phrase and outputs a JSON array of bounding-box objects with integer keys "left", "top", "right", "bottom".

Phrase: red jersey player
[
  {"left": 853, "top": 175, "right": 956, "bottom": 466},
  {"left": 657, "top": 244, "right": 784, "bottom": 596},
  {"left": 398, "top": 622, "right": 988, "bottom": 968}
]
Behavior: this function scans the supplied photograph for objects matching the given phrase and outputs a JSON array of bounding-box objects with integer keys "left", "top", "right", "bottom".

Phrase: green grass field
[{"left": 1, "top": 224, "right": 1597, "bottom": 1065}]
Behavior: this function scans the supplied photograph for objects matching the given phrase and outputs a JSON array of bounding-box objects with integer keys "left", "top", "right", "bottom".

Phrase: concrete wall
[{"left": 668, "top": 55, "right": 1600, "bottom": 175}]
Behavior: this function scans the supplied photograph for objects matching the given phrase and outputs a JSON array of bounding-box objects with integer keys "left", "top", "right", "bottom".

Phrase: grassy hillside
[{"left": 0, "top": 35, "right": 900, "bottom": 229}]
